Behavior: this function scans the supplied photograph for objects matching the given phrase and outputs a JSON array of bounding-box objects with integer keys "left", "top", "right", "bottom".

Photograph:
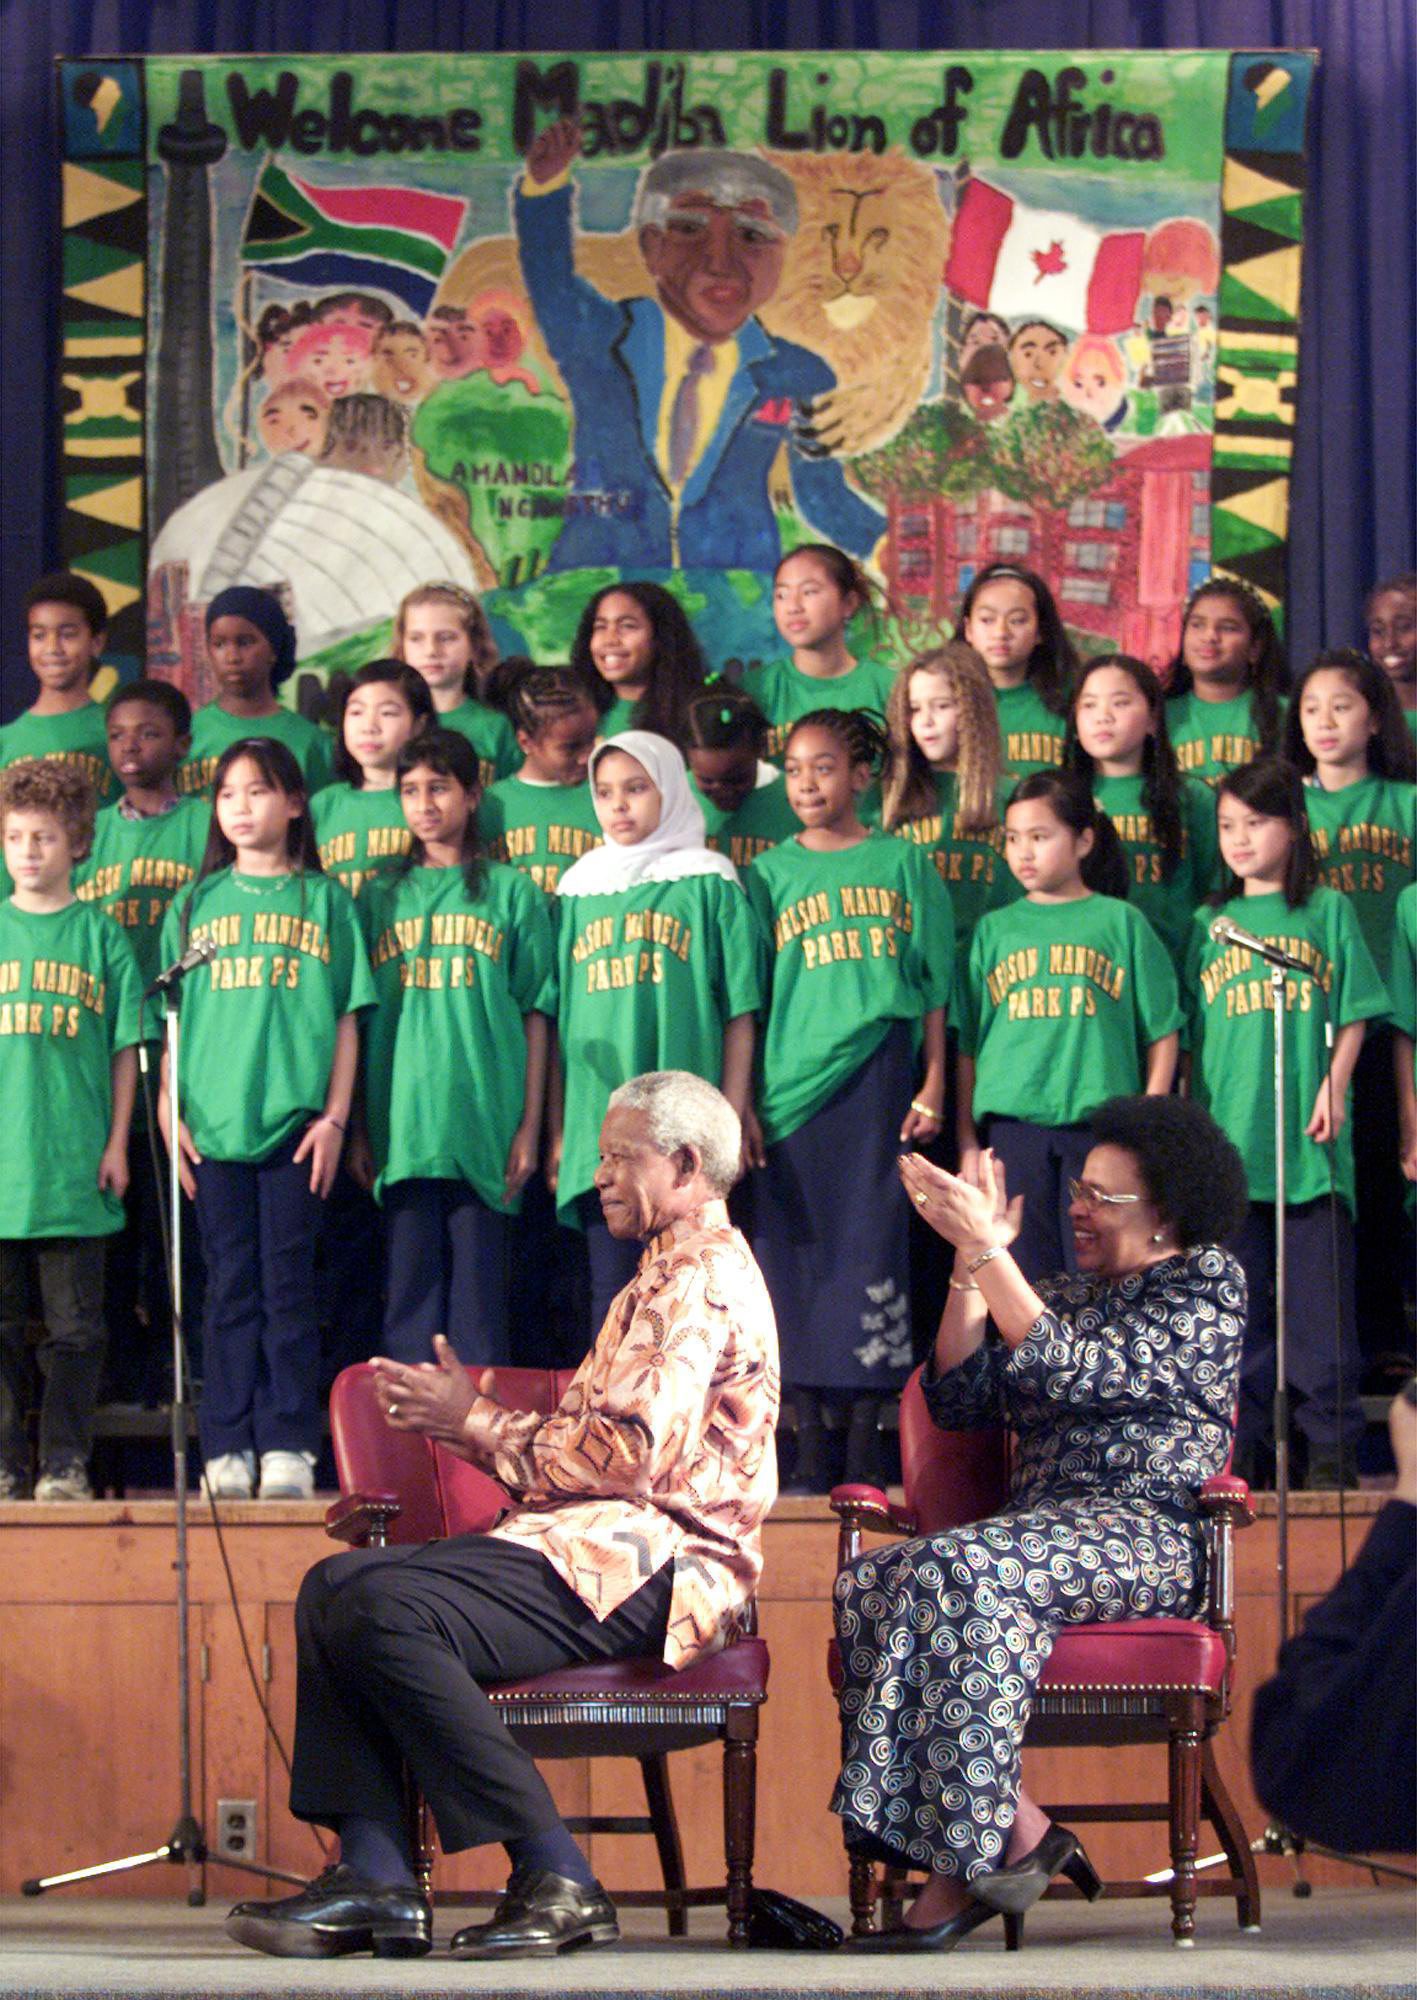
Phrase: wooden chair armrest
[
  {"left": 829, "top": 1483, "right": 920, "bottom": 1536},
  {"left": 325, "top": 1490, "right": 403, "bottom": 1547},
  {"left": 830, "top": 1483, "right": 919, "bottom": 1569}
]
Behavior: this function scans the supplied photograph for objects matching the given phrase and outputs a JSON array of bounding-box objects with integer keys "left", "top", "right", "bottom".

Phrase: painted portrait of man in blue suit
[{"left": 514, "top": 119, "right": 884, "bottom": 574}]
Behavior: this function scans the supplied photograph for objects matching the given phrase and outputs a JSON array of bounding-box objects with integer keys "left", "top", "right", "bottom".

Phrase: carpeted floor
[{"left": 0, "top": 1888, "right": 1413, "bottom": 1998}]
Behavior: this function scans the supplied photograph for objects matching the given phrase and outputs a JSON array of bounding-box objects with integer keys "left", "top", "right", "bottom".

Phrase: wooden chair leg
[
  {"left": 404, "top": 1770, "right": 434, "bottom": 1902},
  {"left": 880, "top": 1861, "right": 909, "bottom": 1931},
  {"left": 639, "top": 1753, "right": 688, "bottom": 1939},
  {"left": 848, "top": 1852, "right": 877, "bottom": 1936},
  {"left": 722, "top": 1707, "right": 758, "bottom": 1948},
  {"left": 1201, "top": 1738, "right": 1262, "bottom": 1931},
  {"left": 1167, "top": 1699, "right": 1204, "bottom": 1947}
]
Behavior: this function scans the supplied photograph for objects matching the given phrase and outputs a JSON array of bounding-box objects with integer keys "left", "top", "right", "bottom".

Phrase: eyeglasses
[{"left": 1067, "top": 1179, "right": 1145, "bottom": 1212}]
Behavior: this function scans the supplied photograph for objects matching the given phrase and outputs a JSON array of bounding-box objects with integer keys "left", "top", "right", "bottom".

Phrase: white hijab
[{"left": 556, "top": 732, "right": 740, "bottom": 896}]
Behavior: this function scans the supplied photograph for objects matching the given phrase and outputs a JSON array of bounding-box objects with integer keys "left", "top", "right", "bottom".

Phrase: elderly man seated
[{"left": 226, "top": 1071, "right": 779, "bottom": 1963}]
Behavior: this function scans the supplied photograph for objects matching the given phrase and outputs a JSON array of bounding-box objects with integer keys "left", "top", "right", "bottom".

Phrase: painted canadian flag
[{"left": 944, "top": 178, "right": 1146, "bottom": 335}]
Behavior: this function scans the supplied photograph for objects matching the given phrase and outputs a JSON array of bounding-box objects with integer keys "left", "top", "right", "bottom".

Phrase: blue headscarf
[{"left": 204, "top": 586, "right": 298, "bottom": 688}]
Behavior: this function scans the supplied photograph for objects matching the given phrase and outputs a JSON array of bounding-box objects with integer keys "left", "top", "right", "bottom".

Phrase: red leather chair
[
  {"left": 829, "top": 1365, "right": 1261, "bottom": 1946},
  {"left": 324, "top": 1362, "right": 769, "bottom": 1945}
]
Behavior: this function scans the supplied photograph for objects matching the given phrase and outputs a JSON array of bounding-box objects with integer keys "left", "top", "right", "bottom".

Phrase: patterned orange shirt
[{"left": 469, "top": 1201, "right": 780, "bottom": 1668}]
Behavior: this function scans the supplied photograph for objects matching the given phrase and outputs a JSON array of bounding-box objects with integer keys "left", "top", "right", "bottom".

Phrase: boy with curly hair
[{"left": 0, "top": 759, "right": 141, "bottom": 1498}]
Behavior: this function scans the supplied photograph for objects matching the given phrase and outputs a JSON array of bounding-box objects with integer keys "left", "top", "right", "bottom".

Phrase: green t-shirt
[
  {"left": 0, "top": 701, "right": 117, "bottom": 806},
  {"left": 555, "top": 872, "right": 767, "bottom": 1219},
  {"left": 359, "top": 862, "right": 556, "bottom": 1211},
  {"left": 440, "top": 698, "right": 520, "bottom": 790},
  {"left": 178, "top": 703, "right": 334, "bottom": 800},
  {"left": 476, "top": 775, "right": 602, "bottom": 895},
  {"left": 866, "top": 773, "right": 1019, "bottom": 959},
  {"left": 159, "top": 867, "right": 374, "bottom": 1162},
  {"left": 1302, "top": 775, "right": 1415, "bottom": 975},
  {"left": 693, "top": 773, "right": 801, "bottom": 872},
  {"left": 597, "top": 694, "right": 640, "bottom": 740},
  {"left": 960, "top": 893, "right": 1183, "bottom": 1126},
  {"left": 1092, "top": 771, "right": 1221, "bottom": 959},
  {"left": 0, "top": 898, "right": 142, "bottom": 1237},
  {"left": 311, "top": 784, "right": 412, "bottom": 900},
  {"left": 740, "top": 655, "right": 898, "bottom": 765},
  {"left": 994, "top": 681, "right": 1067, "bottom": 779},
  {"left": 1185, "top": 887, "right": 1389, "bottom": 1210},
  {"left": 1166, "top": 690, "right": 1283, "bottom": 786},
  {"left": 746, "top": 831, "right": 955, "bottom": 1143},
  {"left": 74, "top": 797, "right": 211, "bottom": 990}
]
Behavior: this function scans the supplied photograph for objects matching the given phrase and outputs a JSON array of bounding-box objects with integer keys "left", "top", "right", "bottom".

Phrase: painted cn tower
[{"left": 151, "top": 67, "right": 227, "bottom": 536}]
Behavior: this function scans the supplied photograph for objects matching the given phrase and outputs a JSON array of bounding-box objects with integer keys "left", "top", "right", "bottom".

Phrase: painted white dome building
[{"left": 149, "top": 455, "right": 479, "bottom": 655}]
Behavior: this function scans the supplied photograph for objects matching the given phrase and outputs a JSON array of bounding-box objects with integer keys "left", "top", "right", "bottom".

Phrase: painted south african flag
[{"left": 240, "top": 157, "right": 466, "bottom": 316}]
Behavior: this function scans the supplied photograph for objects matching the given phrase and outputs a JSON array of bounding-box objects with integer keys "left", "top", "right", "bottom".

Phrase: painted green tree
[{"left": 852, "top": 397, "right": 1113, "bottom": 508}]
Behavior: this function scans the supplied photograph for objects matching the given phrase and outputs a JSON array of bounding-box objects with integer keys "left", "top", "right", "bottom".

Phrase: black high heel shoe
[
  {"left": 841, "top": 1897, "right": 1023, "bottom": 1954},
  {"left": 971, "top": 1821, "right": 1103, "bottom": 1916}
]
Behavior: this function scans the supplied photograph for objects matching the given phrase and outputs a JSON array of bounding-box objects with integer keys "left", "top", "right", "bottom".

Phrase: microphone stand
[
  {"left": 21, "top": 977, "right": 301, "bottom": 1901},
  {"left": 1271, "top": 959, "right": 1292, "bottom": 1646}
]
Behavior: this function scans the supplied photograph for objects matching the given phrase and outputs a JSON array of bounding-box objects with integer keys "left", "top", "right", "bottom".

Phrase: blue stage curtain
[{"left": 2, "top": 1, "right": 1411, "bottom": 715}]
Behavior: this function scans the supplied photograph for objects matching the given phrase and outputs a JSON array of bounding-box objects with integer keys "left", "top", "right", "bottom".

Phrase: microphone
[
  {"left": 145, "top": 934, "right": 219, "bottom": 998},
  {"left": 1208, "top": 915, "right": 1310, "bottom": 974}
]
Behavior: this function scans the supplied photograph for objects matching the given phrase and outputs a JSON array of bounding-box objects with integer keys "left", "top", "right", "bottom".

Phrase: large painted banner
[{"left": 54, "top": 49, "right": 1315, "bottom": 708}]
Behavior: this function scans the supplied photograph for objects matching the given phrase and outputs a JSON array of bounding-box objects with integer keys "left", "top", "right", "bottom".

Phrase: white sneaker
[
  {"left": 204, "top": 1451, "right": 256, "bottom": 1499},
  {"left": 34, "top": 1460, "right": 92, "bottom": 1501},
  {"left": 258, "top": 1450, "right": 315, "bottom": 1499}
]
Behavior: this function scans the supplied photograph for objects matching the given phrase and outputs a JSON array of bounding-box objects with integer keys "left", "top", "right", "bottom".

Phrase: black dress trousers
[{"left": 290, "top": 1534, "right": 672, "bottom": 1852}]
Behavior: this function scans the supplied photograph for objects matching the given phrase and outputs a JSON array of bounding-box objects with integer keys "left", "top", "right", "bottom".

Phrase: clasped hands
[
  {"left": 898, "top": 1145, "right": 1023, "bottom": 1260},
  {"left": 370, "top": 1334, "right": 498, "bottom": 1444}
]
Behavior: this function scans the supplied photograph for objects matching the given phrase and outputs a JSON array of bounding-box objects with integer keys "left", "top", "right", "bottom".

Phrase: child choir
[{"left": 0, "top": 555, "right": 1413, "bottom": 1501}]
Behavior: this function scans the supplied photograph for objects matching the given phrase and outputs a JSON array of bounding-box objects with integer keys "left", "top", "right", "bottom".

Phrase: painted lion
[{"left": 758, "top": 147, "right": 949, "bottom": 455}]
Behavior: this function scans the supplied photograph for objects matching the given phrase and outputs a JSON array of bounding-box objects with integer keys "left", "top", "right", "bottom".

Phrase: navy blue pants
[
  {"left": 193, "top": 1135, "right": 324, "bottom": 1460},
  {"left": 383, "top": 1178, "right": 509, "bottom": 1366},
  {"left": 1231, "top": 1199, "right": 1364, "bottom": 1452},
  {"left": 984, "top": 1118, "right": 1094, "bottom": 1286},
  {"left": 580, "top": 1194, "right": 641, "bottom": 1339}
]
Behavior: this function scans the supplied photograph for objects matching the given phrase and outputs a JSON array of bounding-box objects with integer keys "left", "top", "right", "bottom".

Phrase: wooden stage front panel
[{"left": 0, "top": 1491, "right": 1391, "bottom": 1904}]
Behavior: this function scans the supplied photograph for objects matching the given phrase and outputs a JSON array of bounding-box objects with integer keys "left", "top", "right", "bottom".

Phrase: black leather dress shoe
[
  {"left": 841, "top": 1898, "right": 1021, "bottom": 1953},
  {"left": 450, "top": 1869, "right": 619, "bottom": 1959},
  {"left": 972, "top": 1820, "right": 1103, "bottom": 1915},
  {"left": 225, "top": 1862, "right": 432, "bottom": 1959}
]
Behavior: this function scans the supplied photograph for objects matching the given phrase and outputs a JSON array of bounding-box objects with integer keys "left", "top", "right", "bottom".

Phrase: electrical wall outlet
[{"left": 216, "top": 1798, "right": 258, "bottom": 1862}]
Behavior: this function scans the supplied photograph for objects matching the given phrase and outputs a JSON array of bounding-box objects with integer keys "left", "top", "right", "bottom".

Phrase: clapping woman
[{"left": 834, "top": 1094, "right": 1248, "bottom": 1952}]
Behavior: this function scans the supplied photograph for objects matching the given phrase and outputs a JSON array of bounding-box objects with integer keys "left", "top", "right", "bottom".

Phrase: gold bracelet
[
  {"left": 909, "top": 1099, "right": 940, "bottom": 1118},
  {"left": 948, "top": 1277, "right": 980, "bottom": 1293},
  {"left": 966, "top": 1245, "right": 1006, "bottom": 1276}
]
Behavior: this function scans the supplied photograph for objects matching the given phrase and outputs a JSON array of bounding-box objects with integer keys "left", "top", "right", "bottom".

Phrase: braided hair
[
  {"left": 684, "top": 684, "right": 771, "bottom": 758},
  {"left": 502, "top": 663, "right": 600, "bottom": 742},
  {"left": 785, "top": 706, "right": 890, "bottom": 775}
]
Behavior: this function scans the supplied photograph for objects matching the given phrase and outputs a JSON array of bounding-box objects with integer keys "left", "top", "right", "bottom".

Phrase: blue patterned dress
[{"left": 831, "top": 1246, "right": 1245, "bottom": 1880}]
